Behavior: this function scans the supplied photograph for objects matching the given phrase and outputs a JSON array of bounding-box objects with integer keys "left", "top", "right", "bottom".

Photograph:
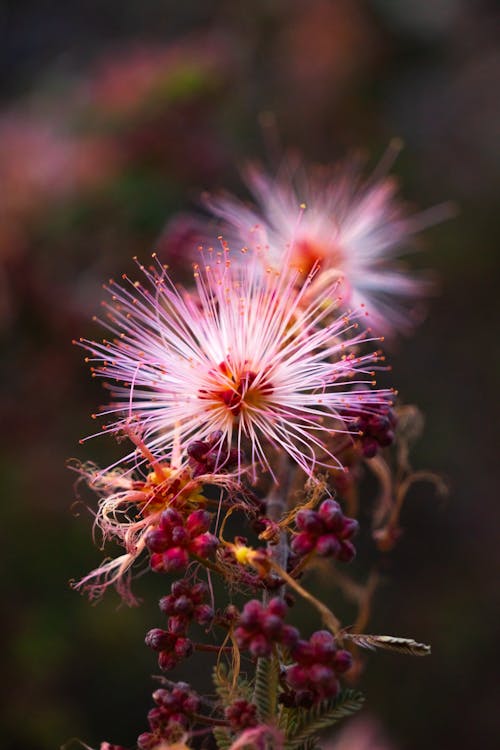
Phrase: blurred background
[{"left": 1, "top": 1, "right": 498, "bottom": 749}]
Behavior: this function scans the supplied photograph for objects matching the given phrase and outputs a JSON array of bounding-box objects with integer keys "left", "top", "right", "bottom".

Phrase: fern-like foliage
[
  {"left": 285, "top": 689, "right": 365, "bottom": 749},
  {"left": 213, "top": 663, "right": 233, "bottom": 704},
  {"left": 253, "top": 655, "right": 280, "bottom": 722},
  {"left": 213, "top": 726, "right": 233, "bottom": 750}
]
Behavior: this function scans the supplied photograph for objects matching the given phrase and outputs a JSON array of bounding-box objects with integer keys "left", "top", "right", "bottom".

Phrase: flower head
[
  {"left": 204, "top": 158, "right": 437, "bottom": 335},
  {"left": 78, "top": 248, "right": 392, "bottom": 478}
]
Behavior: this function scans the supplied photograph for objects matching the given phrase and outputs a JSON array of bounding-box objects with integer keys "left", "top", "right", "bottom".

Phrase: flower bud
[
  {"left": 195, "top": 603, "right": 214, "bottom": 625},
  {"left": 158, "top": 651, "right": 177, "bottom": 671},
  {"left": 145, "top": 528, "right": 170, "bottom": 553},
  {"left": 296, "top": 509, "right": 324, "bottom": 534},
  {"left": 333, "top": 649, "right": 353, "bottom": 673},
  {"left": 186, "top": 509, "right": 211, "bottom": 536},
  {"left": 137, "top": 733, "right": 157, "bottom": 750},
  {"left": 337, "top": 540, "right": 356, "bottom": 563},
  {"left": 249, "top": 633, "right": 272, "bottom": 657},
  {"left": 318, "top": 499, "right": 343, "bottom": 530},
  {"left": 145, "top": 628, "right": 174, "bottom": 651},
  {"left": 291, "top": 531, "right": 316, "bottom": 556},
  {"left": 315, "top": 534, "right": 341, "bottom": 557},
  {"left": 281, "top": 624, "right": 300, "bottom": 648},
  {"left": 171, "top": 526, "right": 189, "bottom": 545},
  {"left": 340, "top": 518, "right": 359, "bottom": 539},
  {"left": 190, "top": 532, "right": 218, "bottom": 557},
  {"left": 267, "top": 597, "right": 287, "bottom": 618},
  {"left": 174, "top": 637, "right": 193, "bottom": 659},
  {"left": 160, "top": 507, "right": 184, "bottom": 529},
  {"left": 162, "top": 547, "right": 189, "bottom": 571}
]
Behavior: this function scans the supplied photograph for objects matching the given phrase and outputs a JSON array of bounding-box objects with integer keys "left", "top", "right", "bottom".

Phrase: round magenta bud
[
  {"left": 187, "top": 439, "right": 208, "bottom": 461},
  {"left": 334, "top": 649, "right": 353, "bottom": 673},
  {"left": 262, "top": 614, "right": 283, "bottom": 638},
  {"left": 291, "top": 639, "right": 312, "bottom": 663},
  {"left": 296, "top": 509, "right": 324, "bottom": 534},
  {"left": 337, "top": 540, "right": 356, "bottom": 563},
  {"left": 158, "top": 651, "right": 177, "bottom": 671},
  {"left": 171, "top": 526, "right": 189, "bottom": 545},
  {"left": 315, "top": 534, "right": 341, "bottom": 557},
  {"left": 286, "top": 664, "right": 308, "bottom": 689},
  {"left": 249, "top": 634, "right": 272, "bottom": 657},
  {"left": 146, "top": 706, "right": 164, "bottom": 729},
  {"left": 195, "top": 603, "right": 214, "bottom": 625},
  {"left": 190, "top": 532, "right": 219, "bottom": 557},
  {"left": 174, "top": 637, "right": 193, "bottom": 658},
  {"left": 173, "top": 595, "right": 194, "bottom": 615},
  {"left": 152, "top": 688, "right": 170, "bottom": 705},
  {"left": 234, "top": 626, "right": 250, "bottom": 648},
  {"left": 310, "top": 630, "right": 336, "bottom": 659},
  {"left": 167, "top": 616, "right": 187, "bottom": 635},
  {"left": 163, "top": 547, "right": 189, "bottom": 571},
  {"left": 186, "top": 509, "right": 211, "bottom": 536},
  {"left": 318, "top": 499, "right": 343, "bottom": 530},
  {"left": 267, "top": 597, "right": 287, "bottom": 618},
  {"left": 191, "top": 582, "right": 209, "bottom": 601},
  {"left": 171, "top": 580, "right": 188, "bottom": 597},
  {"left": 309, "top": 663, "right": 335, "bottom": 686},
  {"left": 239, "top": 600, "right": 263, "bottom": 627},
  {"left": 281, "top": 625, "right": 300, "bottom": 648},
  {"left": 145, "top": 628, "right": 173, "bottom": 651},
  {"left": 362, "top": 437, "right": 378, "bottom": 458},
  {"left": 340, "top": 518, "right": 359, "bottom": 539},
  {"left": 145, "top": 528, "right": 170, "bottom": 553},
  {"left": 159, "top": 595, "right": 175, "bottom": 615},
  {"left": 150, "top": 552, "right": 165, "bottom": 572},
  {"left": 160, "top": 689, "right": 180, "bottom": 709},
  {"left": 291, "top": 531, "right": 316, "bottom": 556},
  {"left": 137, "top": 732, "right": 157, "bottom": 750},
  {"left": 159, "top": 507, "right": 183, "bottom": 529},
  {"left": 182, "top": 693, "right": 200, "bottom": 713}
]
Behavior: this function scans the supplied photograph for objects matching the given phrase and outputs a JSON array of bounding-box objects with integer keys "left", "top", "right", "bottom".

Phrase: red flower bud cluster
[
  {"left": 145, "top": 627, "right": 193, "bottom": 671},
  {"left": 291, "top": 499, "right": 358, "bottom": 562},
  {"left": 146, "top": 576, "right": 214, "bottom": 670},
  {"left": 137, "top": 683, "right": 200, "bottom": 748},
  {"left": 234, "top": 598, "right": 299, "bottom": 657},
  {"left": 352, "top": 408, "right": 397, "bottom": 458},
  {"left": 187, "top": 430, "right": 242, "bottom": 477},
  {"left": 225, "top": 699, "right": 258, "bottom": 730},
  {"left": 145, "top": 507, "right": 219, "bottom": 572},
  {"left": 159, "top": 579, "right": 214, "bottom": 629},
  {"left": 285, "top": 630, "right": 352, "bottom": 704}
]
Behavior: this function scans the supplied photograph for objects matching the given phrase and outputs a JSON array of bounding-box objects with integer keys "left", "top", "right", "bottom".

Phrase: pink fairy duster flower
[
  {"left": 325, "top": 715, "right": 397, "bottom": 750},
  {"left": 228, "top": 725, "right": 284, "bottom": 750},
  {"left": 78, "top": 248, "right": 393, "bottom": 479},
  {"left": 204, "top": 157, "right": 446, "bottom": 336}
]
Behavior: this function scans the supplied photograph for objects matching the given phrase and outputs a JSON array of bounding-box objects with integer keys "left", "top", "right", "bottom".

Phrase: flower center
[
  {"left": 292, "top": 238, "right": 343, "bottom": 273},
  {"left": 199, "top": 359, "right": 273, "bottom": 417}
]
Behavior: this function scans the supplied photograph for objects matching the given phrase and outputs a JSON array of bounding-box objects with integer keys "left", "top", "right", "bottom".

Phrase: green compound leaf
[
  {"left": 253, "top": 655, "right": 280, "bottom": 722},
  {"left": 213, "top": 663, "right": 233, "bottom": 704},
  {"left": 285, "top": 689, "right": 365, "bottom": 749},
  {"left": 213, "top": 727, "right": 233, "bottom": 750}
]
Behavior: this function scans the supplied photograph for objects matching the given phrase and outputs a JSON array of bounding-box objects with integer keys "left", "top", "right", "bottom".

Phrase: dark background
[{"left": 1, "top": 2, "right": 498, "bottom": 749}]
